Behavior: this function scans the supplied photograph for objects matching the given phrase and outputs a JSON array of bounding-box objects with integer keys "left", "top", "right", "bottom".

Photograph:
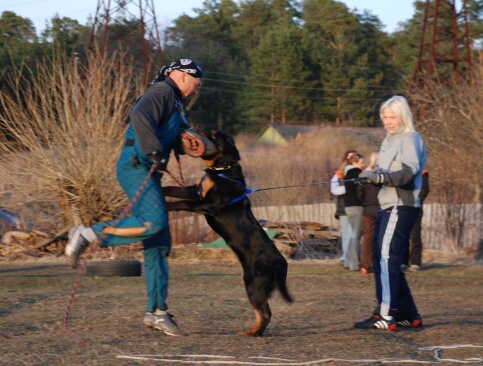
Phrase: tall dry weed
[
  {"left": 0, "top": 48, "right": 144, "bottom": 231},
  {"left": 238, "top": 128, "right": 383, "bottom": 207}
]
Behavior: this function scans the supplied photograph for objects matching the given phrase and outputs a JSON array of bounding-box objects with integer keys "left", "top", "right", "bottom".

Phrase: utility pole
[{"left": 88, "top": 0, "right": 165, "bottom": 86}]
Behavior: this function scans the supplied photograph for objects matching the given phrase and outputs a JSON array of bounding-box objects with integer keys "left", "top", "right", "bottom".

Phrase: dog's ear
[{"left": 213, "top": 130, "right": 240, "bottom": 162}]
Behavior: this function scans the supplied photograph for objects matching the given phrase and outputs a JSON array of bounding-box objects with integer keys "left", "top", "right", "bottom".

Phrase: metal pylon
[
  {"left": 88, "top": 0, "right": 165, "bottom": 85},
  {"left": 412, "top": 0, "right": 473, "bottom": 88}
]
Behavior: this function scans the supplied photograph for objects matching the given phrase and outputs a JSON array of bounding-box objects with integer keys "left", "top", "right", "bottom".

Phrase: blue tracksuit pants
[
  {"left": 92, "top": 151, "right": 171, "bottom": 312},
  {"left": 373, "top": 206, "right": 420, "bottom": 319}
]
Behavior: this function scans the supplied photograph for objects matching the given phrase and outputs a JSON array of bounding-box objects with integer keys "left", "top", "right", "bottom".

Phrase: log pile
[
  {"left": 0, "top": 228, "right": 66, "bottom": 260},
  {"left": 0, "top": 220, "right": 341, "bottom": 262},
  {"left": 0, "top": 226, "right": 144, "bottom": 262},
  {"left": 260, "top": 221, "right": 340, "bottom": 259}
]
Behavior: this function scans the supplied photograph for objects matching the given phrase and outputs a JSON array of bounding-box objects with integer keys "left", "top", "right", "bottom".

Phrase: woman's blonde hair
[
  {"left": 368, "top": 150, "right": 379, "bottom": 170},
  {"left": 380, "top": 95, "right": 415, "bottom": 134}
]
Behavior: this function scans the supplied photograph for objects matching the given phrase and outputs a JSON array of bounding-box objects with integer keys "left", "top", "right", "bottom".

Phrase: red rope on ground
[{"left": 63, "top": 165, "right": 156, "bottom": 344}]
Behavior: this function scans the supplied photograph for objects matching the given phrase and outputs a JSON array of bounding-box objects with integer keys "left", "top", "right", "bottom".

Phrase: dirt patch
[{"left": 0, "top": 255, "right": 482, "bottom": 366}]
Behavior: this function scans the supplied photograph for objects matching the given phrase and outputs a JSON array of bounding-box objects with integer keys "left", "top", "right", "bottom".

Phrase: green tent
[{"left": 201, "top": 230, "right": 278, "bottom": 249}]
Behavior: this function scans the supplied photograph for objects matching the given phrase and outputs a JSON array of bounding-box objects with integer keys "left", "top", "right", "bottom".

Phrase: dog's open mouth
[{"left": 179, "top": 130, "right": 219, "bottom": 159}]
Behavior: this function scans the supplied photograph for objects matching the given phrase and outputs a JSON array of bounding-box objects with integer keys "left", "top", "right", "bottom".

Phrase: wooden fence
[{"left": 169, "top": 203, "right": 482, "bottom": 250}]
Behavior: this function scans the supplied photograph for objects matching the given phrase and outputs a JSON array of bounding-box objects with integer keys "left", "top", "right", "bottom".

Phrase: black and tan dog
[{"left": 163, "top": 130, "right": 293, "bottom": 337}]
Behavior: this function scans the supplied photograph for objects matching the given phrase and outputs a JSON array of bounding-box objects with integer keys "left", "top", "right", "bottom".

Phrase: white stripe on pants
[{"left": 380, "top": 207, "right": 398, "bottom": 316}]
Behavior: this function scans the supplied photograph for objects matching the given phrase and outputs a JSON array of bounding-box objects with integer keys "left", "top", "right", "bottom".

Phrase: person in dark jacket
[
  {"left": 64, "top": 59, "right": 203, "bottom": 337},
  {"left": 343, "top": 153, "right": 365, "bottom": 271},
  {"left": 330, "top": 150, "right": 357, "bottom": 265},
  {"left": 402, "top": 170, "right": 430, "bottom": 272},
  {"left": 358, "top": 150, "right": 380, "bottom": 274}
]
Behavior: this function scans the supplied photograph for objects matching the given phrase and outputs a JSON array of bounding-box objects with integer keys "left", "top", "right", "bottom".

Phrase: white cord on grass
[
  {"left": 418, "top": 344, "right": 483, "bottom": 364},
  {"left": 116, "top": 355, "right": 430, "bottom": 364},
  {"left": 117, "top": 344, "right": 483, "bottom": 364},
  {"left": 418, "top": 345, "right": 483, "bottom": 351}
]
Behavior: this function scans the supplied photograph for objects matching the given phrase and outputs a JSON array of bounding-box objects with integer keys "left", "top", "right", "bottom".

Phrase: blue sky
[{"left": 2, "top": 0, "right": 416, "bottom": 35}]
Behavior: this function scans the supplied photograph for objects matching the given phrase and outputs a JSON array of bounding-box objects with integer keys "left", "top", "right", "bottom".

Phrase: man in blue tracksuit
[
  {"left": 65, "top": 59, "right": 203, "bottom": 337},
  {"left": 356, "top": 95, "right": 427, "bottom": 330}
]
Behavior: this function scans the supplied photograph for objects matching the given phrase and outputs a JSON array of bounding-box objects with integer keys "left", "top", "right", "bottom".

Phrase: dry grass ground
[{"left": 0, "top": 254, "right": 482, "bottom": 366}]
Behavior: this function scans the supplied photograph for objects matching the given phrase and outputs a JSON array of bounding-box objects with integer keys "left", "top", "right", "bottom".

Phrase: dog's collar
[
  {"left": 203, "top": 162, "right": 238, "bottom": 171},
  {"left": 196, "top": 171, "right": 248, "bottom": 206}
]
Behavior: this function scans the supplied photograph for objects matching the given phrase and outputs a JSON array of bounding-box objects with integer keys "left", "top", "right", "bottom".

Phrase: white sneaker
[
  {"left": 354, "top": 314, "right": 397, "bottom": 330},
  {"left": 144, "top": 312, "right": 186, "bottom": 336},
  {"left": 65, "top": 225, "right": 92, "bottom": 269}
]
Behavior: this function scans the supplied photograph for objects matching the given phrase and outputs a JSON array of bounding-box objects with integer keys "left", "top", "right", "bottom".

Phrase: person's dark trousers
[
  {"left": 408, "top": 209, "right": 423, "bottom": 266},
  {"left": 360, "top": 215, "right": 376, "bottom": 271},
  {"left": 403, "top": 208, "right": 423, "bottom": 267},
  {"left": 372, "top": 206, "right": 420, "bottom": 318}
]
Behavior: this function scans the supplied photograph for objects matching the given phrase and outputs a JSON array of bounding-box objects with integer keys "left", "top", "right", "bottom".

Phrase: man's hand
[
  {"left": 359, "top": 170, "right": 384, "bottom": 184},
  {"left": 151, "top": 152, "right": 168, "bottom": 171}
]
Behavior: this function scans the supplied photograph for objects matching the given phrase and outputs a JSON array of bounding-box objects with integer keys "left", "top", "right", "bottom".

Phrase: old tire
[{"left": 85, "top": 260, "right": 142, "bottom": 277}]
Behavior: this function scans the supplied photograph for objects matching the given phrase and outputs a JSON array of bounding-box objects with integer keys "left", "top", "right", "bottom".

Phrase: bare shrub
[
  {"left": 0, "top": 48, "right": 143, "bottom": 232},
  {"left": 410, "top": 51, "right": 483, "bottom": 250}
]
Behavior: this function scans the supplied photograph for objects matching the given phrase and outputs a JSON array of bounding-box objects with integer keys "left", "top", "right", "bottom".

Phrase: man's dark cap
[{"left": 152, "top": 59, "right": 203, "bottom": 84}]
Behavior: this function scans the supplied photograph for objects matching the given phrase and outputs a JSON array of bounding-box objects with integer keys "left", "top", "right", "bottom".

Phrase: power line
[
  {"left": 201, "top": 78, "right": 402, "bottom": 94},
  {"left": 199, "top": 86, "right": 403, "bottom": 101},
  {"left": 1, "top": 2, "right": 94, "bottom": 17},
  {"left": 203, "top": 72, "right": 398, "bottom": 90},
  {"left": 1, "top": 0, "right": 47, "bottom": 10}
]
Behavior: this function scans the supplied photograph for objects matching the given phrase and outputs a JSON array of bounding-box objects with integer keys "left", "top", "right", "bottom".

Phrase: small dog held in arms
[{"left": 163, "top": 130, "right": 293, "bottom": 337}]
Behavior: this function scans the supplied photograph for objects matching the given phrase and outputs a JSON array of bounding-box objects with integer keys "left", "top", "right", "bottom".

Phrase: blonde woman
[{"left": 355, "top": 96, "right": 427, "bottom": 330}]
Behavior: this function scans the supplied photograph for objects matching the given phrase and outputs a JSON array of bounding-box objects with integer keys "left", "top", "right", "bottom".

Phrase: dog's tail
[{"left": 275, "top": 259, "right": 293, "bottom": 303}]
